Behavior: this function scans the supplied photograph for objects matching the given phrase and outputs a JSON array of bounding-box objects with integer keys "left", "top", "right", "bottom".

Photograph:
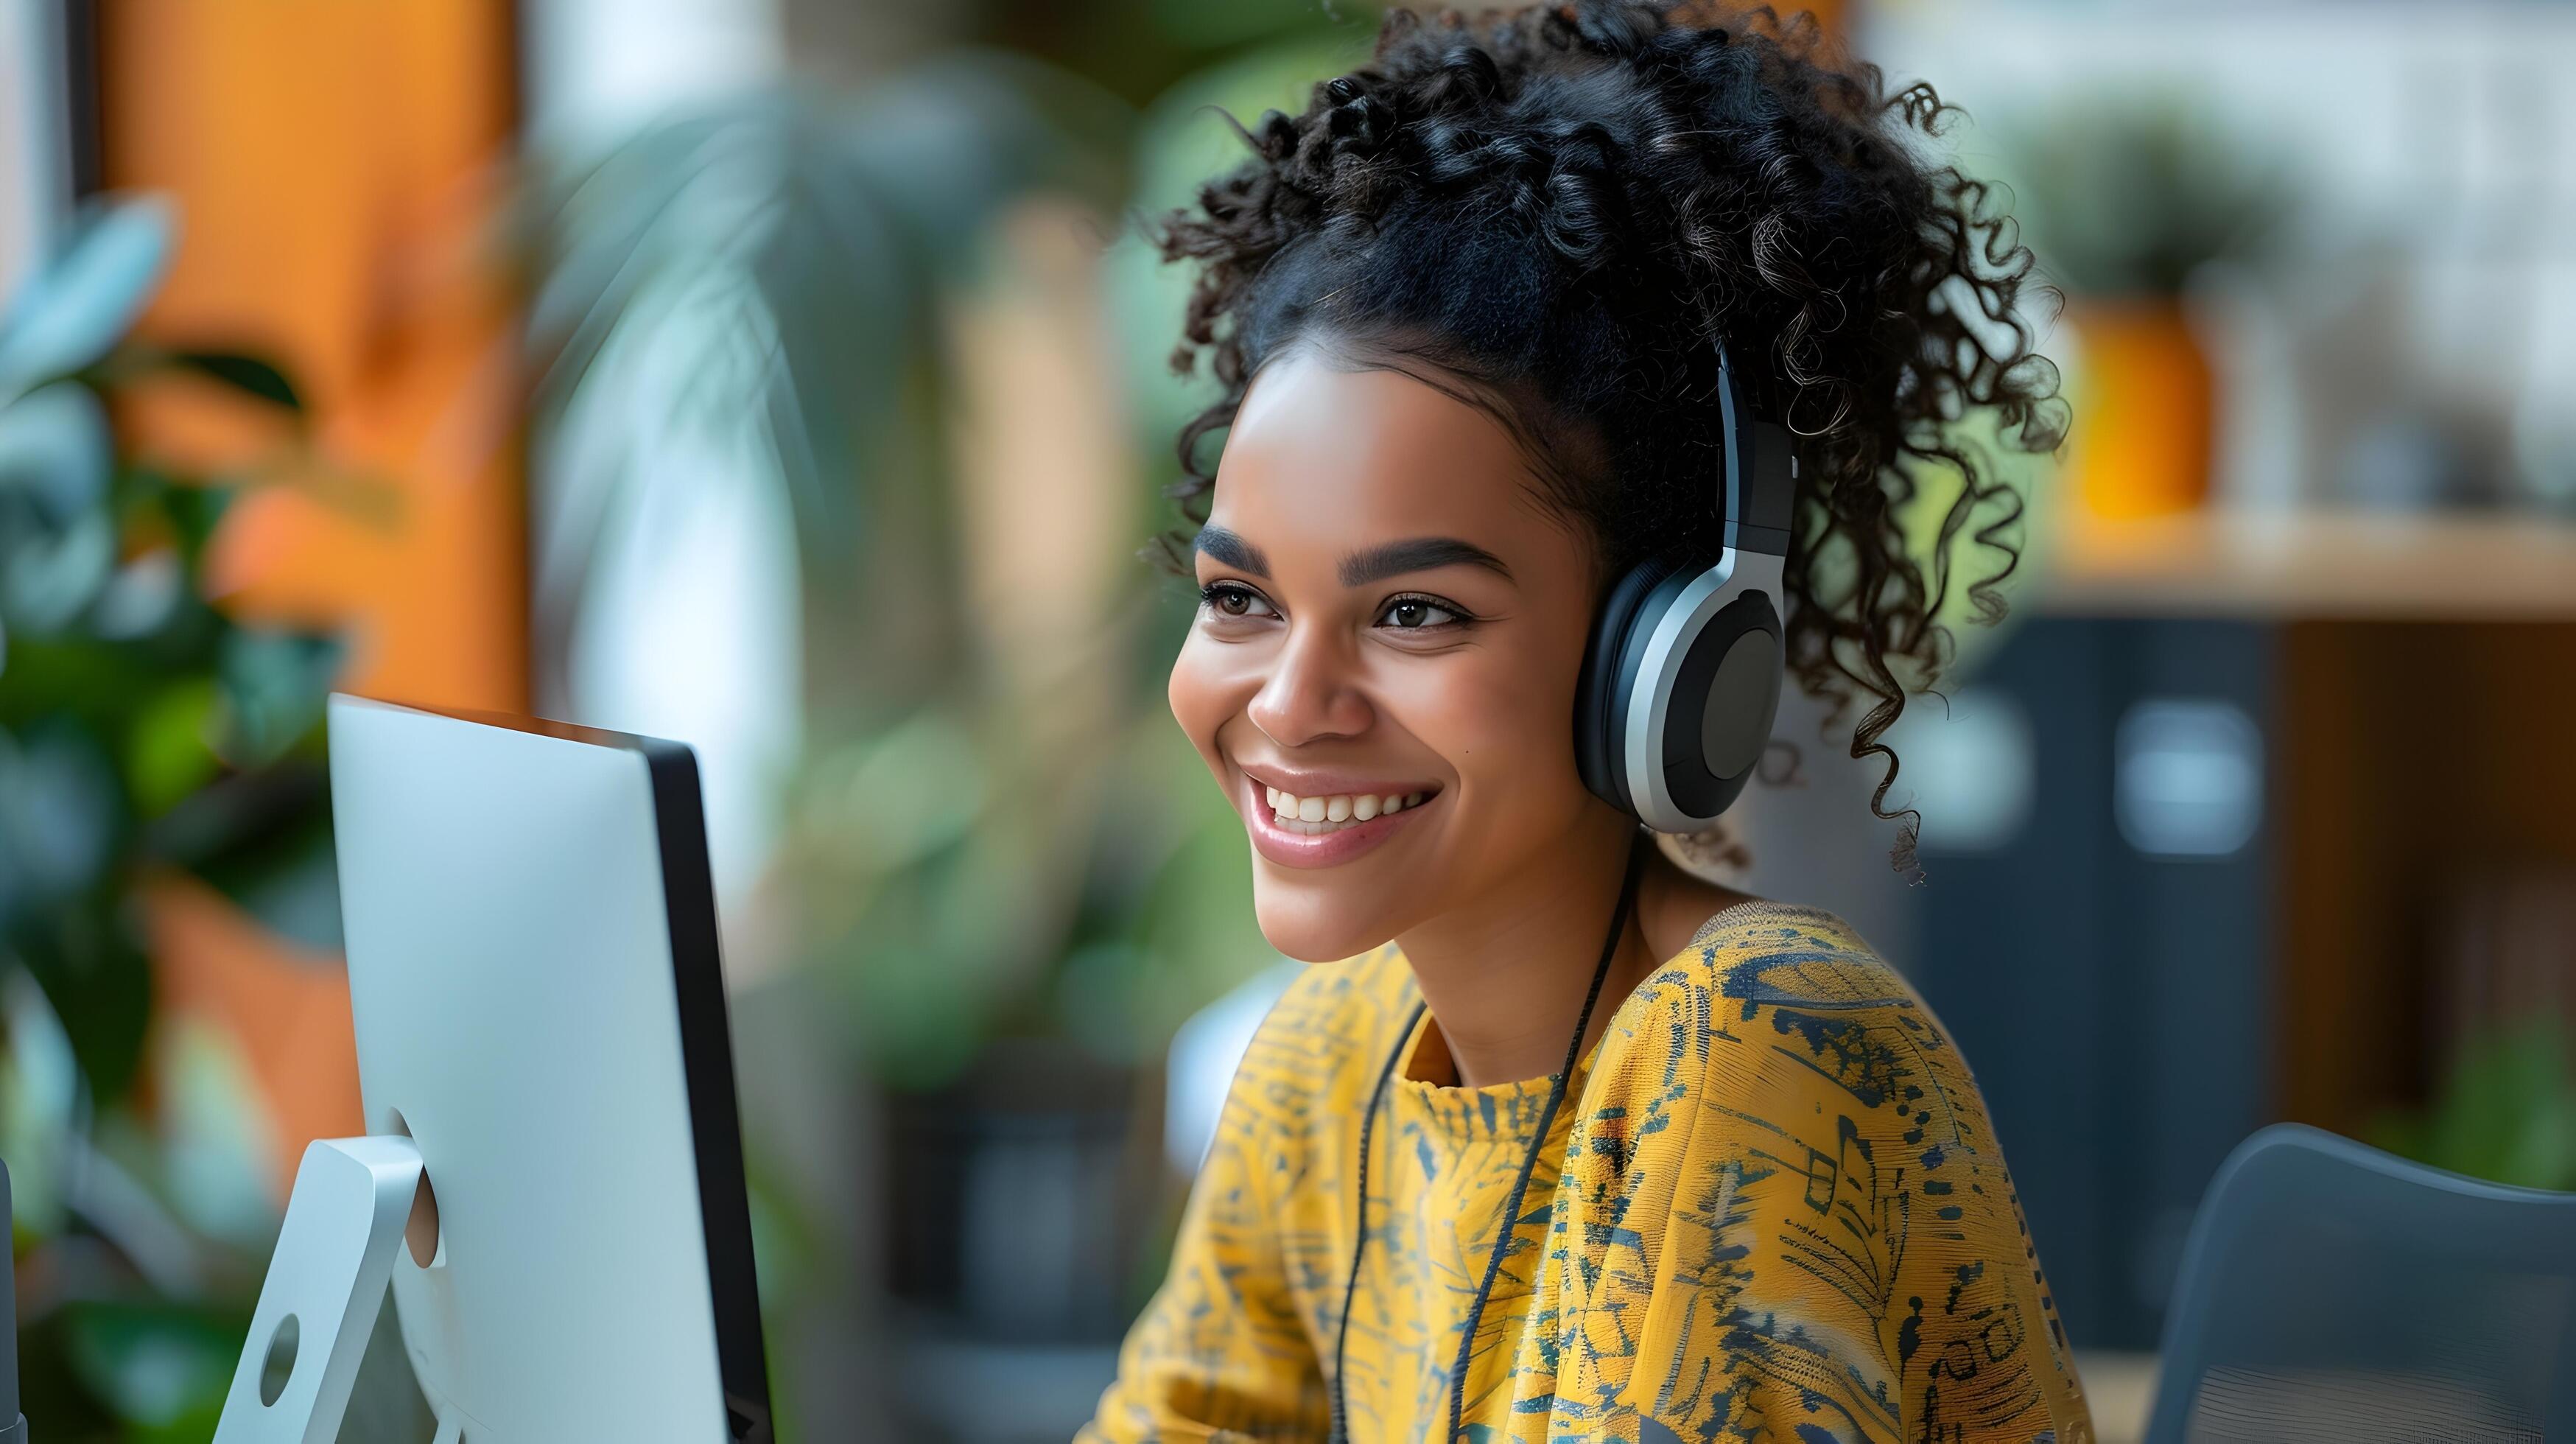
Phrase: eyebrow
[
  {"left": 1193, "top": 526, "right": 1269, "bottom": 578},
  {"left": 1338, "top": 536, "right": 1514, "bottom": 588}
]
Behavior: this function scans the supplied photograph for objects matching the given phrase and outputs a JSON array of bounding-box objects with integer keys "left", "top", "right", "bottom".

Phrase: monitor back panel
[{"left": 329, "top": 695, "right": 738, "bottom": 1439}]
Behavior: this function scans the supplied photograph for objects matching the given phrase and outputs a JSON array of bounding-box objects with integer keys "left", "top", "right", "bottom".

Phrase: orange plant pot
[{"left": 2065, "top": 298, "right": 2215, "bottom": 520}]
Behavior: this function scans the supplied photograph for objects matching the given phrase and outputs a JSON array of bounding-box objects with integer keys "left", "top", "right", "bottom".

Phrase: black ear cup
[
  {"left": 1654, "top": 589, "right": 1782, "bottom": 823},
  {"left": 1574, "top": 338, "right": 1794, "bottom": 832},
  {"left": 1571, "top": 554, "right": 1785, "bottom": 833}
]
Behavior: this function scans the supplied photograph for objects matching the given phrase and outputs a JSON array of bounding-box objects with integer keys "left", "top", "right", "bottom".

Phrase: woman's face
[{"left": 1168, "top": 347, "right": 1615, "bottom": 962}]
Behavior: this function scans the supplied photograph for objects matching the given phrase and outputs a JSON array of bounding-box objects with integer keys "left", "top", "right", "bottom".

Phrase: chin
[{"left": 1247, "top": 866, "right": 1408, "bottom": 964}]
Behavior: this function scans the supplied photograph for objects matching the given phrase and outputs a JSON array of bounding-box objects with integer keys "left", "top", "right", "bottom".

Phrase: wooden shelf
[{"left": 2036, "top": 508, "right": 2576, "bottom": 620}]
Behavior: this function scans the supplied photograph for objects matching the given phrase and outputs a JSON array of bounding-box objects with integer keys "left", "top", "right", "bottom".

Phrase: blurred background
[{"left": 0, "top": 0, "right": 2569, "bottom": 1439}]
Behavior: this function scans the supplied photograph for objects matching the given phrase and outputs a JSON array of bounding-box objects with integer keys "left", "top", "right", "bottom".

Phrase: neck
[{"left": 1394, "top": 806, "right": 1660, "bottom": 1089}]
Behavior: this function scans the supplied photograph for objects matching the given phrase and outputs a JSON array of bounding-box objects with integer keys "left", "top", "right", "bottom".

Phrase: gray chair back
[{"left": 2147, "top": 1123, "right": 2576, "bottom": 1443}]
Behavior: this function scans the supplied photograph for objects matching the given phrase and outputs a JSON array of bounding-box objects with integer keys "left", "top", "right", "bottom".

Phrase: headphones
[{"left": 1573, "top": 341, "right": 1795, "bottom": 834}]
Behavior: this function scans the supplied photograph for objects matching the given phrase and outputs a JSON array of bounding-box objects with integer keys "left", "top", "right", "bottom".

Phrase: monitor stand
[{"left": 214, "top": 1136, "right": 457, "bottom": 1443}]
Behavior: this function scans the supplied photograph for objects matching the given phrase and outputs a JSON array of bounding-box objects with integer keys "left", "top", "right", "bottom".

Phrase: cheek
[
  {"left": 1167, "top": 632, "right": 1244, "bottom": 775},
  {"left": 1391, "top": 637, "right": 1584, "bottom": 789}
]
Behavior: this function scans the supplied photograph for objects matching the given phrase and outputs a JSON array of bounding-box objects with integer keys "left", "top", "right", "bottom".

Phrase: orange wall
[
  {"left": 101, "top": 0, "right": 522, "bottom": 1194},
  {"left": 104, "top": 0, "right": 524, "bottom": 711}
]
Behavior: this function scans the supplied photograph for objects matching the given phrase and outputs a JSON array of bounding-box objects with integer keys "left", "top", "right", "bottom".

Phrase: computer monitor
[{"left": 325, "top": 695, "right": 771, "bottom": 1440}]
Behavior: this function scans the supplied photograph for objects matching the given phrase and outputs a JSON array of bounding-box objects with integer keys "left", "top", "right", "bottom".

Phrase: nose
[{"left": 1246, "top": 624, "right": 1373, "bottom": 749}]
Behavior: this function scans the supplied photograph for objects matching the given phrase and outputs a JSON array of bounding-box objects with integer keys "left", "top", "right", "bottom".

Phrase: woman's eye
[
  {"left": 1199, "top": 583, "right": 1277, "bottom": 621},
  {"left": 1378, "top": 596, "right": 1464, "bottom": 631}
]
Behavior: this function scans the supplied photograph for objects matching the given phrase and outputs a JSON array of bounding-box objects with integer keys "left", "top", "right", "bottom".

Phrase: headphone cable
[{"left": 1328, "top": 829, "right": 1645, "bottom": 1441}]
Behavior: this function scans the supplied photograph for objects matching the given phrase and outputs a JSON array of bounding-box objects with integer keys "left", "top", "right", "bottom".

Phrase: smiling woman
[
  {"left": 1173, "top": 352, "right": 1615, "bottom": 969},
  {"left": 1084, "top": 5, "right": 2087, "bottom": 1443}
]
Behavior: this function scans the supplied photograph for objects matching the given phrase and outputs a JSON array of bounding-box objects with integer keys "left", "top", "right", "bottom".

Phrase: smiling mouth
[{"left": 1260, "top": 784, "right": 1433, "bottom": 835}]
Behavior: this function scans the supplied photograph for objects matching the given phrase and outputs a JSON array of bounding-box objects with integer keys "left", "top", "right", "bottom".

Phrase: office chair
[{"left": 2146, "top": 1123, "right": 2576, "bottom": 1443}]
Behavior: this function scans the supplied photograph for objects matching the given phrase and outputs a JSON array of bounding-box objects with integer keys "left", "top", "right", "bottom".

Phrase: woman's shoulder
[
  {"left": 1637, "top": 899, "right": 1920, "bottom": 1015},
  {"left": 1602, "top": 900, "right": 1957, "bottom": 1115},
  {"left": 1576, "top": 905, "right": 2087, "bottom": 1444}
]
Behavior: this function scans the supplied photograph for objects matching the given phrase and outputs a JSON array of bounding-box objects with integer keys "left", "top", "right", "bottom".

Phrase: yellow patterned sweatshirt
[{"left": 1082, "top": 902, "right": 2094, "bottom": 1443}]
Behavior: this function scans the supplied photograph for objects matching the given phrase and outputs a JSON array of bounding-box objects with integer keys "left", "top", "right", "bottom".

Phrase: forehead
[{"left": 1208, "top": 350, "right": 1549, "bottom": 551}]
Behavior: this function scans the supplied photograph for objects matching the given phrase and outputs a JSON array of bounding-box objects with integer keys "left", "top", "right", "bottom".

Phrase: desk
[{"left": 2076, "top": 1350, "right": 2160, "bottom": 1444}]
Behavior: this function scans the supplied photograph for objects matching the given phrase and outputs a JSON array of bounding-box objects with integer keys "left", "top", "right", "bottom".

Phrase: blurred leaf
[
  {"left": 1, "top": 725, "right": 155, "bottom": 1101},
  {"left": 190, "top": 800, "right": 340, "bottom": 954},
  {"left": 166, "top": 348, "right": 302, "bottom": 410},
  {"left": 157, "top": 1016, "right": 287, "bottom": 1248},
  {"left": 2373, "top": 1015, "right": 2576, "bottom": 1191},
  {"left": 87, "top": 548, "right": 188, "bottom": 642},
  {"left": 13, "top": 886, "right": 155, "bottom": 1103},
  {"left": 214, "top": 628, "right": 340, "bottom": 769},
  {"left": 1988, "top": 95, "right": 2287, "bottom": 298},
  {"left": 143, "top": 470, "right": 235, "bottom": 564},
  {"left": 0, "top": 722, "right": 125, "bottom": 905},
  {"left": 126, "top": 679, "right": 222, "bottom": 817},
  {"left": 16, "top": 1297, "right": 119, "bottom": 1436},
  {"left": 525, "top": 55, "right": 1130, "bottom": 637},
  {"left": 0, "top": 381, "right": 111, "bottom": 512},
  {"left": 0, "top": 381, "right": 117, "bottom": 634},
  {"left": 0, "top": 626, "right": 227, "bottom": 743},
  {"left": 61, "top": 1299, "right": 239, "bottom": 1431},
  {"left": 0, "top": 968, "right": 83, "bottom": 1236},
  {"left": 0, "top": 194, "right": 177, "bottom": 396}
]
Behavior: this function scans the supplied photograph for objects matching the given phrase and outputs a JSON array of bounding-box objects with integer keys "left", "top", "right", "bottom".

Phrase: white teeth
[{"left": 1260, "top": 786, "right": 1431, "bottom": 831}]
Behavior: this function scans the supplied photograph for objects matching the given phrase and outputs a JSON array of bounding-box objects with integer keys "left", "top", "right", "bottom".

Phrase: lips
[{"left": 1238, "top": 772, "right": 1440, "bottom": 869}]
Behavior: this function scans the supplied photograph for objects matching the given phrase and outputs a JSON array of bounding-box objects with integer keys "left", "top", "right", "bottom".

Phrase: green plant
[
  {"left": 2373, "top": 1015, "right": 2576, "bottom": 1192},
  {"left": 1993, "top": 93, "right": 2285, "bottom": 298},
  {"left": 518, "top": 52, "right": 1290, "bottom": 1093},
  {"left": 0, "top": 194, "right": 351, "bottom": 1437}
]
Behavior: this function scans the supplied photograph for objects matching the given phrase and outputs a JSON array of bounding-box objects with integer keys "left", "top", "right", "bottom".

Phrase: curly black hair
[{"left": 1153, "top": 1, "right": 2066, "bottom": 869}]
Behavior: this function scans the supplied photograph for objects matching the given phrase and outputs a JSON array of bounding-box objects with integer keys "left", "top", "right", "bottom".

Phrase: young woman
[{"left": 1085, "top": 5, "right": 2087, "bottom": 1441}]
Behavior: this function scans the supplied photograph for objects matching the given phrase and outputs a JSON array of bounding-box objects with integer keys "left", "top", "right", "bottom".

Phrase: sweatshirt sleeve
[{"left": 1078, "top": 1034, "right": 1329, "bottom": 1442}]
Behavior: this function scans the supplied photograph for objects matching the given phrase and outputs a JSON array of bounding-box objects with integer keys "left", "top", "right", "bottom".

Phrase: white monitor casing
[{"left": 324, "top": 695, "right": 771, "bottom": 1441}]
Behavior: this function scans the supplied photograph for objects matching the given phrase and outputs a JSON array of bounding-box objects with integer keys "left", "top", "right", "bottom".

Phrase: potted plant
[
  {"left": 0, "top": 194, "right": 369, "bottom": 1436},
  {"left": 1999, "top": 95, "right": 2281, "bottom": 519}
]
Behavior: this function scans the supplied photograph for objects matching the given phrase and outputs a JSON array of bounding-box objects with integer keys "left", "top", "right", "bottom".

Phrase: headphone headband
[{"left": 1713, "top": 340, "right": 1795, "bottom": 559}]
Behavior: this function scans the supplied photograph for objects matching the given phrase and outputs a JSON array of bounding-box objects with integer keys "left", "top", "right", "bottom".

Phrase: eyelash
[
  {"left": 1376, "top": 592, "right": 1474, "bottom": 631},
  {"left": 1195, "top": 583, "right": 1477, "bottom": 633},
  {"left": 1198, "top": 581, "right": 1277, "bottom": 620}
]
